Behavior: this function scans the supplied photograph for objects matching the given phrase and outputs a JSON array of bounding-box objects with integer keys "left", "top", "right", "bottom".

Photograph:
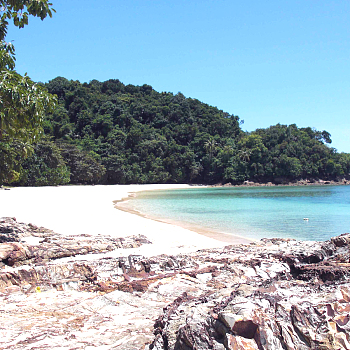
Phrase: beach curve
[{"left": 0, "top": 184, "right": 250, "bottom": 257}]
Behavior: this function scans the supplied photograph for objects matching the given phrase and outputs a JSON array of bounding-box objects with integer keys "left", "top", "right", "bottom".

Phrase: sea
[{"left": 126, "top": 185, "right": 350, "bottom": 242}]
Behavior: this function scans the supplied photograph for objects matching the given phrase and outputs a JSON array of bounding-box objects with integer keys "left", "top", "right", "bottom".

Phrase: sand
[{"left": 0, "top": 184, "right": 250, "bottom": 256}]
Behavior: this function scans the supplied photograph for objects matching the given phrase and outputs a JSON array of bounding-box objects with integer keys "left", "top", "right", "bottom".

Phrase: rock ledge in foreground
[{"left": 1, "top": 217, "right": 350, "bottom": 349}]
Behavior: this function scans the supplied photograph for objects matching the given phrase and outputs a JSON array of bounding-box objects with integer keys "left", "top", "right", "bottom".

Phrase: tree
[
  {"left": 0, "top": 61, "right": 56, "bottom": 142},
  {"left": 0, "top": 1, "right": 56, "bottom": 141},
  {"left": 204, "top": 138, "right": 217, "bottom": 160},
  {"left": 18, "top": 139, "right": 70, "bottom": 186},
  {"left": 0, "top": 137, "right": 26, "bottom": 184},
  {"left": 238, "top": 149, "right": 251, "bottom": 162},
  {"left": 0, "top": 1, "right": 56, "bottom": 184},
  {"left": 59, "top": 143, "right": 106, "bottom": 184}
]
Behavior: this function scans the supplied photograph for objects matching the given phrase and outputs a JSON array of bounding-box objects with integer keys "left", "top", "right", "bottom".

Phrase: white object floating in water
[{"left": 303, "top": 218, "right": 309, "bottom": 221}]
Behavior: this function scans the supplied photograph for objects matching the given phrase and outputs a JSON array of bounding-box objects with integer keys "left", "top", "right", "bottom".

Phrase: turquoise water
[{"left": 129, "top": 186, "right": 350, "bottom": 241}]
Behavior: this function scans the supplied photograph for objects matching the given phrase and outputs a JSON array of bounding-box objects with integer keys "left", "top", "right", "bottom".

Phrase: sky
[{"left": 6, "top": 0, "right": 350, "bottom": 152}]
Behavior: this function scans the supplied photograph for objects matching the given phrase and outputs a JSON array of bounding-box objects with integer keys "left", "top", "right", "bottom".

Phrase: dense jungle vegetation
[{"left": 1, "top": 76, "right": 350, "bottom": 186}]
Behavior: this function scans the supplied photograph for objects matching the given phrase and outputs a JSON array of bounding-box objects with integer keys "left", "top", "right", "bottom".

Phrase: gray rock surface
[{"left": 1, "top": 217, "right": 350, "bottom": 349}]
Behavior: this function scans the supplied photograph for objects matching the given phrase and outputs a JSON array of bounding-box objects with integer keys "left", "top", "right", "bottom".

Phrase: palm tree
[
  {"left": 238, "top": 149, "right": 251, "bottom": 162},
  {"left": 204, "top": 139, "right": 217, "bottom": 160}
]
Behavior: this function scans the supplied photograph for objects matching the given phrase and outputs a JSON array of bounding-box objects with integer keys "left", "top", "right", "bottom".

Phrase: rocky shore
[
  {"left": 215, "top": 178, "right": 350, "bottom": 187},
  {"left": 1, "top": 217, "right": 350, "bottom": 349}
]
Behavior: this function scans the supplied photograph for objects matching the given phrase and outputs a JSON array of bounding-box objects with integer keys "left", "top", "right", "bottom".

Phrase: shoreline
[
  {"left": 3, "top": 181, "right": 347, "bottom": 255},
  {"left": 0, "top": 184, "right": 238, "bottom": 257},
  {"left": 114, "top": 183, "right": 350, "bottom": 244},
  {"left": 114, "top": 190, "right": 253, "bottom": 245}
]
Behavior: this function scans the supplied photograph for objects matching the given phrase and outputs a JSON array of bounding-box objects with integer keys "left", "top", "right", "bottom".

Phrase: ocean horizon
[{"left": 125, "top": 185, "right": 350, "bottom": 242}]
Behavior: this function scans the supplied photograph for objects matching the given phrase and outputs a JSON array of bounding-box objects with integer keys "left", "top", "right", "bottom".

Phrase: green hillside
[{"left": 1, "top": 77, "right": 349, "bottom": 186}]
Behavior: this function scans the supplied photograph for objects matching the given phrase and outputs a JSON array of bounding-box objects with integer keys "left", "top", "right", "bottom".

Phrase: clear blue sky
[{"left": 6, "top": 0, "right": 350, "bottom": 152}]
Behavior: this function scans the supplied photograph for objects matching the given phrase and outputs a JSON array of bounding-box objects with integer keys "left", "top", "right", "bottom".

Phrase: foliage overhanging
[{"left": 0, "top": 0, "right": 56, "bottom": 184}]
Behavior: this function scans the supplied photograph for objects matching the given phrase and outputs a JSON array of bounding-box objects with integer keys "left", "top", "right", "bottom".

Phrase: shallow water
[{"left": 128, "top": 185, "right": 350, "bottom": 241}]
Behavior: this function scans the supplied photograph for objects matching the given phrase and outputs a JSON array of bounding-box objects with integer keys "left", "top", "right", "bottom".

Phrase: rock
[
  {"left": 2, "top": 217, "right": 350, "bottom": 349},
  {"left": 225, "top": 334, "right": 259, "bottom": 350},
  {"left": 0, "top": 217, "right": 152, "bottom": 267},
  {"left": 243, "top": 181, "right": 256, "bottom": 186},
  {"left": 0, "top": 217, "right": 32, "bottom": 243},
  {"left": 147, "top": 235, "right": 350, "bottom": 349},
  {"left": 331, "top": 233, "right": 350, "bottom": 247}
]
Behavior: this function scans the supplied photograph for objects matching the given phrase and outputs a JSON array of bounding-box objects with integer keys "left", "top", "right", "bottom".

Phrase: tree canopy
[{"left": 2, "top": 76, "right": 347, "bottom": 186}]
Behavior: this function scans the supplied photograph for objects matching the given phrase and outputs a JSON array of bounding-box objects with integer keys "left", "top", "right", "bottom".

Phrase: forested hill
[{"left": 2, "top": 77, "right": 350, "bottom": 186}]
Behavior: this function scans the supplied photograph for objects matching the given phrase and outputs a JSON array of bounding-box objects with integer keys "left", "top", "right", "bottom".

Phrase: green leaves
[
  {"left": 0, "top": 136, "right": 29, "bottom": 184},
  {"left": 19, "top": 139, "right": 70, "bottom": 186},
  {"left": 0, "top": 0, "right": 56, "bottom": 185},
  {"left": 59, "top": 143, "right": 106, "bottom": 185},
  {"left": 0, "top": 1, "right": 55, "bottom": 40},
  {"left": 0, "top": 69, "right": 56, "bottom": 142},
  {"left": 0, "top": 41, "right": 15, "bottom": 70},
  {"left": 0, "top": 0, "right": 57, "bottom": 143}
]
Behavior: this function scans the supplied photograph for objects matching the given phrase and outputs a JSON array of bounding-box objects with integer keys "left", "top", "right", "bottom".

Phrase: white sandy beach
[{"left": 0, "top": 184, "right": 249, "bottom": 257}]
